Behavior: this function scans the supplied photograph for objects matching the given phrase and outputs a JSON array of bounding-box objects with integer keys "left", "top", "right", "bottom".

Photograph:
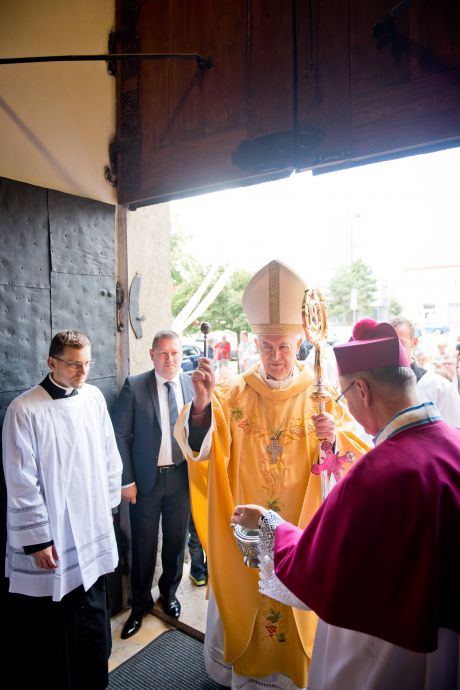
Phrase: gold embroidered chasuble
[{"left": 176, "top": 363, "right": 369, "bottom": 688}]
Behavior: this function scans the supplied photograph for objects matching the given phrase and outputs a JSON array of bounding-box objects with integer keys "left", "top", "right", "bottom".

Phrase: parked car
[
  {"left": 423, "top": 324, "right": 450, "bottom": 334},
  {"left": 297, "top": 339, "right": 313, "bottom": 360},
  {"left": 181, "top": 343, "right": 201, "bottom": 373}
]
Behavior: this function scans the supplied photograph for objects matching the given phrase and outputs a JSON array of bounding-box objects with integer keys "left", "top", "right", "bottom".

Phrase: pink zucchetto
[{"left": 333, "top": 318, "right": 411, "bottom": 375}]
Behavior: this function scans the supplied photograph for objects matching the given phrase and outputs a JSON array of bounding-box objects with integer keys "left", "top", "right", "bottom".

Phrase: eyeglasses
[
  {"left": 53, "top": 357, "right": 95, "bottom": 370},
  {"left": 335, "top": 379, "right": 356, "bottom": 404}
]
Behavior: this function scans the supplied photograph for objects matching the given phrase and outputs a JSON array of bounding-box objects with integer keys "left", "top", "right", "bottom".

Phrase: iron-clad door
[{"left": 0, "top": 177, "right": 121, "bottom": 611}]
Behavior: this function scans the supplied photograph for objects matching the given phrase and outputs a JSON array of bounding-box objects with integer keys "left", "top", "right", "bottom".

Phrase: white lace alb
[{"left": 257, "top": 510, "right": 308, "bottom": 610}]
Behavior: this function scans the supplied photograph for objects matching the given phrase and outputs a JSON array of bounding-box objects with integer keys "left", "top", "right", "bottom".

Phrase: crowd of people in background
[
  {"left": 201, "top": 323, "right": 460, "bottom": 395},
  {"left": 414, "top": 337, "right": 460, "bottom": 392}
]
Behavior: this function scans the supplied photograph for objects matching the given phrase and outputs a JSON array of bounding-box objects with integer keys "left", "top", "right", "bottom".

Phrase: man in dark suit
[{"left": 112, "top": 330, "right": 194, "bottom": 639}]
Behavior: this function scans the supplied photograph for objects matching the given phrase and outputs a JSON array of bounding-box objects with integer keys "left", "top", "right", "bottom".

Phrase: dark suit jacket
[{"left": 112, "top": 369, "right": 194, "bottom": 494}]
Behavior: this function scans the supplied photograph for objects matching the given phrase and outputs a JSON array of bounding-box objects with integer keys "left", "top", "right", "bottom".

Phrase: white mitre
[{"left": 242, "top": 260, "right": 307, "bottom": 335}]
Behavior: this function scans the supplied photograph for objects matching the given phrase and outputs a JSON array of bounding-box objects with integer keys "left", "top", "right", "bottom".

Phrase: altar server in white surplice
[{"left": 2, "top": 330, "right": 122, "bottom": 690}]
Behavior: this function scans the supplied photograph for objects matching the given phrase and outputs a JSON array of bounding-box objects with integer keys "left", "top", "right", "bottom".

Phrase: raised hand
[{"left": 191, "top": 357, "right": 215, "bottom": 412}]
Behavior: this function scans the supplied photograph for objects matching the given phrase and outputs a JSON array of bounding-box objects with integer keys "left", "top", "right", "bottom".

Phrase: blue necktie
[{"left": 164, "top": 381, "right": 183, "bottom": 465}]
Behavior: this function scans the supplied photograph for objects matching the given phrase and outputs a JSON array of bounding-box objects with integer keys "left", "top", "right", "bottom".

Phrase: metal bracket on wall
[
  {"left": 129, "top": 273, "right": 145, "bottom": 339},
  {"left": 116, "top": 281, "right": 125, "bottom": 333},
  {"left": 0, "top": 52, "right": 213, "bottom": 72},
  {"left": 232, "top": 124, "right": 324, "bottom": 173},
  {"left": 0, "top": 47, "right": 211, "bottom": 190}
]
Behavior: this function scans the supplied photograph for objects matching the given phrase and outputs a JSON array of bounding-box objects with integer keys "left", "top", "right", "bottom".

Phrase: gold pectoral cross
[{"left": 266, "top": 435, "right": 283, "bottom": 464}]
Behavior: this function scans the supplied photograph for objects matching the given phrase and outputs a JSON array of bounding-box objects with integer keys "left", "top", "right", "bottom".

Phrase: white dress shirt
[{"left": 155, "top": 371, "right": 184, "bottom": 466}]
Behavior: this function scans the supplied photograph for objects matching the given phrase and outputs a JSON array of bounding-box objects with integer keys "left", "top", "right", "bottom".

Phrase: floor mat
[{"left": 109, "top": 628, "right": 225, "bottom": 689}]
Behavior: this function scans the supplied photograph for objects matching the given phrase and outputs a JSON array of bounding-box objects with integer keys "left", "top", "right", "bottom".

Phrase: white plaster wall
[
  {"left": 0, "top": 0, "right": 115, "bottom": 204},
  {"left": 126, "top": 203, "right": 172, "bottom": 375}
]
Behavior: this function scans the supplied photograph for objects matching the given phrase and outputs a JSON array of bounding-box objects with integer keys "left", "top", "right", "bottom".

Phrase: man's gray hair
[
  {"left": 151, "top": 330, "right": 181, "bottom": 349},
  {"left": 342, "top": 365, "right": 416, "bottom": 390},
  {"left": 388, "top": 316, "right": 416, "bottom": 339}
]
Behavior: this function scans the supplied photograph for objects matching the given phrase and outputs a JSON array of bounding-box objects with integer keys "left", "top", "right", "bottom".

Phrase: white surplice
[
  {"left": 416, "top": 369, "right": 460, "bottom": 426},
  {"left": 2, "top": 383, "right": 122, "bottom": 601}
]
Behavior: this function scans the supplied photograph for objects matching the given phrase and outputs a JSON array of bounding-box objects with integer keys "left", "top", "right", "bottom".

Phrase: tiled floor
[{"left": 110, "top": 561, "right": 208, "bottom": 671}]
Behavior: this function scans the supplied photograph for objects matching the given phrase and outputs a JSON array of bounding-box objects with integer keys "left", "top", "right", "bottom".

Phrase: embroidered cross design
[
  {"left": 266, "top": 436, "right": 283, "bottom": 464},
  {"left": 311, "top": 441, "right": 355, "bottom": 481}
]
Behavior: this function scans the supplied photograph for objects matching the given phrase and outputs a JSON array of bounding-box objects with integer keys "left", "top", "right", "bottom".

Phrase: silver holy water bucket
[{"left": 232, "top": 524, "right": 260, "bottom": 568}]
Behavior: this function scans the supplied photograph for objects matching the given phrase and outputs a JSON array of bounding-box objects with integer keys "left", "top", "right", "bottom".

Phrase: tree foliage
[
  {"left": 327, "top": 259, "right": 377, "bottom": 324},
  {"left": 203, "top": 269, "right": 252, "bottom": 334},
  {"left": 171, "top": 232, "right": 251, "bottom": 334},
  {"left": 171, "top": 230, "right": 202, "bottom": 286},
  {"left": 172, "top": 270, "right": 206, "bottom": 320},
  {"left": 388, "top": 299, "right": 402, "bottom": 316}
]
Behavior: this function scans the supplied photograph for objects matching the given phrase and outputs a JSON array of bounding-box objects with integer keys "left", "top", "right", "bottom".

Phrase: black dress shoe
[
  {"left": 120, "top": 612, "right": 144, "bottom": 639},
  {"left": 161, "top": 596, "right": 181, "bottom": 619}
]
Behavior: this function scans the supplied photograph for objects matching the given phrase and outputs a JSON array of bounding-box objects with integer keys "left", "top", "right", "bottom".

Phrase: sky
[{"left": 170, "top": 146, "right": 460, "bottom": 296}]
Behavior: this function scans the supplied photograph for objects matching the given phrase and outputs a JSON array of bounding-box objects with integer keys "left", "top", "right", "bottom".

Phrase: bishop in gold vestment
[{"left": 176, "top": 261, "right": 369, "bottom": 690}]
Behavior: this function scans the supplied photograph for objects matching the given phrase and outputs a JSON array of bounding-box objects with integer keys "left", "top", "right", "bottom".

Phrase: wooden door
[{"left": 115, "top": 0, "right": 460, "bottom": 206}]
